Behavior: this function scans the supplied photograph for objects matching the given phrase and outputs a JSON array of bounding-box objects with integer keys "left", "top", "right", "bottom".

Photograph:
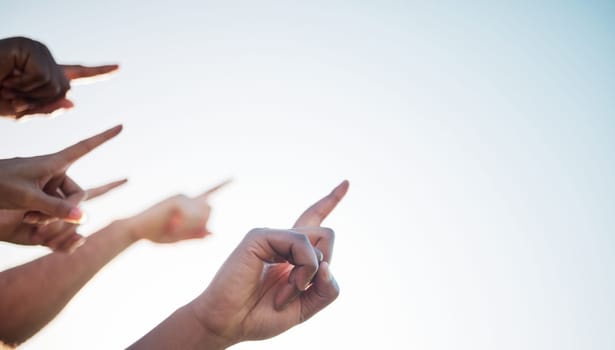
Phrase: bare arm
[
  {"left": 0, "top": 181, "right": 227, "bottom": 346},
  {"left": 0, "top": 218, "right": 138, "bottom": 345},
  {"left": 129, "top": 180, "right": 348, "bottom": 350}
]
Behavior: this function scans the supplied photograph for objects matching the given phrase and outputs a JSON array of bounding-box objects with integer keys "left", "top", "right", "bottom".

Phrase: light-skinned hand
[
  {"left": 128, "top": 179, "right": 232, "bottom": 243},
  {"left": 190, "top": 180, "right": 349, "bottom": 347}
]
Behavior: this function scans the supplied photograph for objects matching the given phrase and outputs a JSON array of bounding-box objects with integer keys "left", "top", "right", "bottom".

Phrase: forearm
[
  {"left": 0, "top": 218, "right": 139, "bottom": 345},
  {"left": 128, "top": 303, "right": 232, "bottom": 350}
]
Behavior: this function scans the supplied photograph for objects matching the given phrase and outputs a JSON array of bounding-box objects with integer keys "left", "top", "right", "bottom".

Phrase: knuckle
[
  {"left": 332, "top": 285, "right": 341, "bottom": 299},
  {"left": 170, "top": 194, "right": 187, "bottom": 202},
  {"left": 12, "top": 36, "right": 32, "bottom": 45},
  {"left": 247, "top": 227, "right": 264, "bottom": 238},
  {"left": 51, "top": 83, "right": 62, "bottom": 95},
  {"left": 39, "top": 70, "right": 51, "bottom": 84},
  {"left": 31, "top": 39, "right": 47, "bottom": 52},
  {"left": 321, "top": 227, "right": 335, "bottom": 241},
  {"left": 59, "top": 77, "right": 70, "bottom": 93},
  {"left": 292, "top": 232, "right": 311, "bottom": 245}
]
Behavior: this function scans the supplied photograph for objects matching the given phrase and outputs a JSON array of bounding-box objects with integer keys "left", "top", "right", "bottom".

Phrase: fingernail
[
  {"left": 68, "top": 207, "right": 82, "bottom": 219},
  {"left": 65, "top": 208, "right": 85, "bottom": 224}
]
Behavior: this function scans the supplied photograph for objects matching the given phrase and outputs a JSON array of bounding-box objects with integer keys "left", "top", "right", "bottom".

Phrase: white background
[{"left": 1, "top": 1, "right": 614, "bottom": 349}]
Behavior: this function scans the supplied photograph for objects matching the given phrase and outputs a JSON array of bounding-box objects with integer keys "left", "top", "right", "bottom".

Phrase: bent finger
[
  {"left": 196, "top": 178, "right": 233, "bottom": 201},
  {"left": 61, "top": 234, "right": 86, "bottom": 253},
  {"left": 46, "top": 228, "right": 82, "bottom": 252},
  {"left": 298, "top": 262, "right": 340, "bottom": 320},
  {"left": 23, "top": 187, "right": 86, "bottom": 225},
  {"left": 29, "top": 189, "right": 83, "bottom": 222},
  {"left": 30, "top": 220, "right": 70, "bottom": 245},
  {"left": 291, "top": 226, "right": 335, "bottom": 263},
  {"left": 23, "top": 211, "right": 58, "bottom": 226}
]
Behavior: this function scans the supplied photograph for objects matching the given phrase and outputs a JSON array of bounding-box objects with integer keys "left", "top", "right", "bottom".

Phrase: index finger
[
  {"left": 54, "top": 125, "right": 123, "bottom": 166},
  {"left": 61, "top": 64, "right": 119, "bottom": 81},
  {"left": 195, "top": 178, "right": 233, "bottom": 201},
  {"left": 293, "top": 180, "right": 349, "bottom": 228},
  {"left": 85, "top": 178, "right": 128, "bottom": 201}
]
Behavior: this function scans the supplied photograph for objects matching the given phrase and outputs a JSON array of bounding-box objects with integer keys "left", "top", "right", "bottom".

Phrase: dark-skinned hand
[
  {"left": 0, "top": 36, "right": 118, "bottom": 119},
  {"left": 0, "top": 125, "right": 123, "bottom": 223}
]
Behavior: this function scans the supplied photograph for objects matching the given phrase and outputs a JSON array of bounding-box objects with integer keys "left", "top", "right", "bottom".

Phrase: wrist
[
  {"left": 112, "top": 217, "right": 144, "bottom": 244},
  {"left": 129, "top": 303, "right": 235, "bottom": 350},
  {"left": 186, "top": 301, "right": 236, "bottom": 350}
]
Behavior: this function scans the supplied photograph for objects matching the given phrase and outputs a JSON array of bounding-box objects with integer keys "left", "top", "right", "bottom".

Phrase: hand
[
  {"left": 0, "top": 179, "right": 126, "bottom": 252},
  {"left": 0, "top": 125, "right": 123, "bottom": 223},
  {"left": 0, "top": 36, "right": 118, "bottom": 119},
  {"left": 190, "top": 180, "right": 349, "bottom": 347},
  {"left": 129, "top": 180, "right": 231, "bottom": 243}
]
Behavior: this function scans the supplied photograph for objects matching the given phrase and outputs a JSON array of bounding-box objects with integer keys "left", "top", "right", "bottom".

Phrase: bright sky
[{"left": 1, "top": 1, "right": 615, "bottom": 349}]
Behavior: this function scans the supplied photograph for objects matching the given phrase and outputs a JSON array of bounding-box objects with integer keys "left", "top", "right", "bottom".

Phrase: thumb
[
  {"left": 15, "top": 98, "right": 74, "bottom": 119},
  {"left": 298, "top": 262, "right": 340, "bottom": 322},
  {"left": 34, "top": 192, "right": 83, "bottom": 222},
  {"left": 22, "top": 189, "right": 87, "bottom": 225}
]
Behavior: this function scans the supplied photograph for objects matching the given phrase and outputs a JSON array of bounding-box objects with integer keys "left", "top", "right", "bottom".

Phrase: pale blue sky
[{"left": 1, "top": 1, "right": 614, "bottom": 349}]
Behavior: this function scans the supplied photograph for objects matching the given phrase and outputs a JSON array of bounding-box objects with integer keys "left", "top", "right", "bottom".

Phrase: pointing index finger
[
  {"left": 196, "top": 178, "right": 233, "bottom": 201},
  {"left": 54, "top": 125, "right": 123, "bottom": 166},
  {"left": 293, "top": 180, "right": 349, "bottom": 228},
  {"left": 85, "top": 179, "right": 128, "bottom": 201},
  {"left": 61, "top": 64, "right": 119, "bottom": 81}
]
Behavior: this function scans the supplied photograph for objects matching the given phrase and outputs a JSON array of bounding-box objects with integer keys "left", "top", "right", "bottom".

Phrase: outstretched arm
[
  {"left": 129, "top": 180, "right": 349, "bottom": 350},
  {"left": 0, "top": 218, "right": 138, "bottom": 346},
  {"left": 0, "top": 181, "right": 227, "bottom": 346}
]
